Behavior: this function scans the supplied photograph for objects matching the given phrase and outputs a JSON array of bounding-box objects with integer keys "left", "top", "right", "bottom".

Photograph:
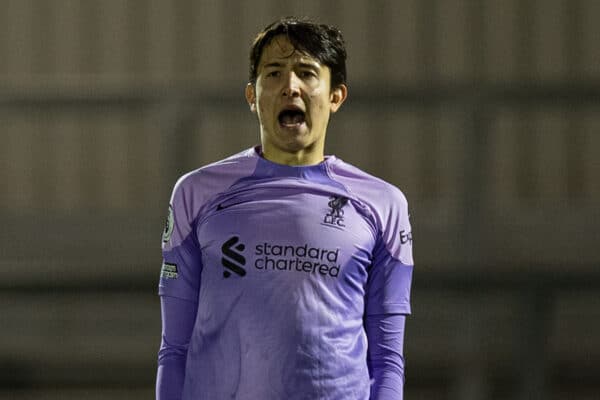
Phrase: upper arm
[
  {"left": 364, "top": 189, "right": 414, "bottom": 316},
  {"left": 159, "top": 179, "right": 203, "bottom": 302}
]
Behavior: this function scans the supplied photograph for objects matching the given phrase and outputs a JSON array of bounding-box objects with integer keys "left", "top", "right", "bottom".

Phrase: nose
[{"left": 281, "top": 72, "right": 301, "bottom": 97}]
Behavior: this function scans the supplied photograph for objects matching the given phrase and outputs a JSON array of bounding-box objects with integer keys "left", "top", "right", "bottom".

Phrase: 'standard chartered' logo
[
  {"left": 323, "top": 196, "right": 348, "bottom": 227},
  {"left": 221, "top": 236, "right": 247, "bottom": 278},
  {"left": 220, "top": 237, "right": 341, "bottom": 279}
]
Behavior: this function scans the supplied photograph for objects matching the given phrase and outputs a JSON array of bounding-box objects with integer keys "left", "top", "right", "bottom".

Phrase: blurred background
[{"left": 1, "top": 0, "right": 599, "bottom": 399}]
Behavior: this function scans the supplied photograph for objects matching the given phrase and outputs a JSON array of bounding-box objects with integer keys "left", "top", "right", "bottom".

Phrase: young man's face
[{"left": 246, "top": 35, "right": 347, "bottom": 165}]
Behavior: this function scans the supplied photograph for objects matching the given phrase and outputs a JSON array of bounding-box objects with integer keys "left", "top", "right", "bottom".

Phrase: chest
[{"left": 195, "top": 189, "right": 376, "bottom": 292}]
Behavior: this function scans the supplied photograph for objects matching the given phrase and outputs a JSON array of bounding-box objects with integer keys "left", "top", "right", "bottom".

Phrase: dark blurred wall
[{"left": 1, "top": 1, "right": 599, "bottom": 399}]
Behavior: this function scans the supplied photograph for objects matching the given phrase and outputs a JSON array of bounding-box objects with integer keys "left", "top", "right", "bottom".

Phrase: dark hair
[{"left": 249, "top": 16, "right": 347, "bottom": 89}]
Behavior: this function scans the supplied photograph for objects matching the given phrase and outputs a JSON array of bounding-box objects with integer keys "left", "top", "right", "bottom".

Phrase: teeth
[{"left": 279, "top": 110, "right": 305, "bottom": 126}]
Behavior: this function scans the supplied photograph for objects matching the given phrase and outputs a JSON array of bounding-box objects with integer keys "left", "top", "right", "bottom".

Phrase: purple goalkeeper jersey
[{"left": 159, "top": 146, "right": 414, "bottom": 400}]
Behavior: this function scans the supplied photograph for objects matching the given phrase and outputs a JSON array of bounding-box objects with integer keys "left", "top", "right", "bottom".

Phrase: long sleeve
[
  {"left": 156, "top": 176, "right": 204, "bottom": 399},
  {"left": 363, "top": 188, "right": 413, "bottom": 399},
  {"left": 156, "top": 295, "right": 198, "bottom": 400},
  {"left": 366, "top": 313, "right": 407, "bottom": 400}
]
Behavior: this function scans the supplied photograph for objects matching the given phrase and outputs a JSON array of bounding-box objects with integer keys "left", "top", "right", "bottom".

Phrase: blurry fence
[{"left": 2, "top": 1, "right": 600, "bottom": 399}]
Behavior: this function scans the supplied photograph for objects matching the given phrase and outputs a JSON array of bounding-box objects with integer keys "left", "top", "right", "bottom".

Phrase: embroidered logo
[
  {"left": 323, "top": 196, "right": 348, "bottom": 227},
  {"left": 221, "top": 236, "right": 247, "bottom": 278}
]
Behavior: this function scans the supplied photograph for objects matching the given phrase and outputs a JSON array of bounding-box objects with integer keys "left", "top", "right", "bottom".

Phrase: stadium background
[{"left": 1, "top": 0, "right": 599, "bottom": 399}]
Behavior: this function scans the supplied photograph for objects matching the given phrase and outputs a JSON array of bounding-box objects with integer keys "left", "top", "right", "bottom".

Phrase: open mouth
[{"left": 278, "top": 108, "right": 306, "bottom": 128}]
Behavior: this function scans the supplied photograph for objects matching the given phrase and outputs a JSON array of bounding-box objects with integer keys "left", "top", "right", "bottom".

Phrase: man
[{"left": 156, "top": 17, "right": 414, "bottom": 400}]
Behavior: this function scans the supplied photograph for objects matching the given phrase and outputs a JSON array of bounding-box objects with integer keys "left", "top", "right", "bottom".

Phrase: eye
[
  {"left": 300, "top": 70, "right": 317, "bottom": 78},
  {"left": 266, "top": 70, "right": 280, "bottom": 78}
]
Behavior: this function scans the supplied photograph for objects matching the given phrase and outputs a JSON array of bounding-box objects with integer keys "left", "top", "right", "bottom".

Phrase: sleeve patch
[
  {"left": 160, "top": 262, "right": 178, "bottom": 279},
  {"left": 162, "top": 205, "right": 174, "bottom": 243}
]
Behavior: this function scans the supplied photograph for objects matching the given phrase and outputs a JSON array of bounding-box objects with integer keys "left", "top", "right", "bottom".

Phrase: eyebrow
[
  {"left": 262, "top": 60, "right": 320, "bottom": 70},
  {"left": 263, "top": 62, "right": 284, "bottom": 69},
  {"left": 297, "top": 61, "right": 320, "bottom": 70}
]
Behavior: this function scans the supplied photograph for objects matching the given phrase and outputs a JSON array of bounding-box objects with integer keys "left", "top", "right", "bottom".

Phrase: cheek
[
  {"left": 310, "top": 85, "right": 331, "bottom": 106},
  {"left": 309, "top": 93, "right": 330, "bottom": 113},
  {"left": 256, "top": 99, "right": 269, "bottom": 119}
]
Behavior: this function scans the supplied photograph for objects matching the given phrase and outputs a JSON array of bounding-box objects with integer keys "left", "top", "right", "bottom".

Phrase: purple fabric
[
  {"left": 157, "top": 147, "right": 414, "bottom": 399},
  {"left": 156, "top": 296, "right": 197, "bottom": 400},
  {"left": 366, "top": 314, "right": 406, "bottom": 400},
  {"left": 157, "top": 299, "right": 407, "bottom": 400}
]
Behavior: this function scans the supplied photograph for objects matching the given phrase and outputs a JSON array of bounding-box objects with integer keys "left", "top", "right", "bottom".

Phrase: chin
[
  {"left": 280, "top": 140, "right": 310, "bottom": 152},
  {"left": 277, "top": 135, "right": 315, "bottom": 152},
  {"left": 274, "top": 127, "right": 308, "bottom": 141}
]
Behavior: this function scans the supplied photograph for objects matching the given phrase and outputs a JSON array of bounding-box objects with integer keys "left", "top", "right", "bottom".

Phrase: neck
[{"left": 261, "top": 144, "right": 325, "bottom": 166}]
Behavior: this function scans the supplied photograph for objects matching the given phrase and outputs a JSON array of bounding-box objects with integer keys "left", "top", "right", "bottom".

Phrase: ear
[
  {"left": 245, "top": 83, "right": 257, "bottom": 113},
  {"left": 329, "top": 84, "right": 348, "bottom": 113}
]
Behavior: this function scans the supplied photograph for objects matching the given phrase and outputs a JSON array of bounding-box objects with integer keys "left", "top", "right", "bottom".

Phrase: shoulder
[
  {"left": 171, "top": 148, "right": 258, "bottom": 202},
  {"left": 169, "top": 148, "right": 259, "bottom": 222},
  {"left": 327, "top": 157, "right": 409, "bottom": 217},
  {"left": 163, "top": 148, "right": 259, "bottom": 250},
  {"left": 328, "top": 157, "right": 413, "bottom": 264}
]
